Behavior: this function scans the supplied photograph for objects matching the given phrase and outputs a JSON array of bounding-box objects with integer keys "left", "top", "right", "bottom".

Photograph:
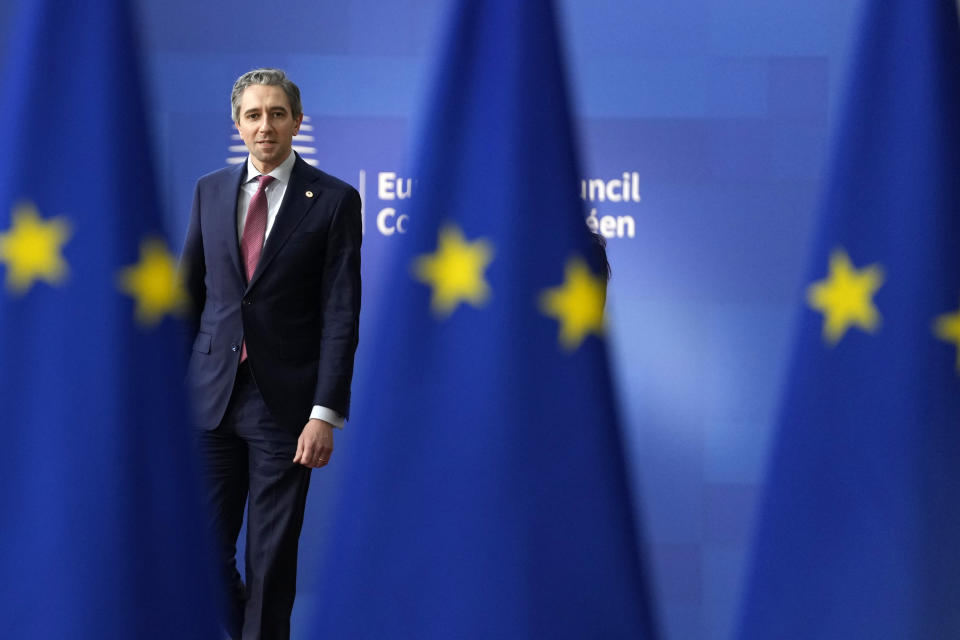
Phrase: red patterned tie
[
  {"left": 240, "top": 174, "right": 275, "bottom": 281},
  {"left": 239, "top": 174, "right": 275, "bottom": 361}
]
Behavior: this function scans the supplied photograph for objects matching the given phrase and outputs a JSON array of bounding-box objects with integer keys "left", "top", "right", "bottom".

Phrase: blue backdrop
[{"left": 0, "top": 1, "right": 864, "bottom": 638}]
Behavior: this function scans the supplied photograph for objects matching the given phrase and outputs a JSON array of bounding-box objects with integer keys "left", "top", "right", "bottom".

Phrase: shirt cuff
[{"left": 310, "top": 405, "right": 345, "bottom": 429}]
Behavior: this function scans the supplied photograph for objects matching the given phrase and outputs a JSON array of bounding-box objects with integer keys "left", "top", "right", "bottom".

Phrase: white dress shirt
[{"left": 238, "top": 152, "right": 344, "bottom": 429}]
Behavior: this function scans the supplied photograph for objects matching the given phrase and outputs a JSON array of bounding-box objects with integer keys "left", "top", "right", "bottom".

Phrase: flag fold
[
  {"left": 0, "top": 1, "right": 220, "bottom": 637},
  {"left": 314, "top": 0, "right": 657, "bottom": 638},
  {"left": 739, "top": 1, "right": 960, "bottom": 637}
]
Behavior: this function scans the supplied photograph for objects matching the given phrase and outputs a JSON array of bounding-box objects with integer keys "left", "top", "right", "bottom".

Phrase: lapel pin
[{"left": 305, "top": 190, "right": 314, "bottom": 198}]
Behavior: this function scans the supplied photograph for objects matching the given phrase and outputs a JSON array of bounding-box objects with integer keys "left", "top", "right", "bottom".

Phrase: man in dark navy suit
[{"left": 180, "top": 68, "right": 361, "bottom": 640}]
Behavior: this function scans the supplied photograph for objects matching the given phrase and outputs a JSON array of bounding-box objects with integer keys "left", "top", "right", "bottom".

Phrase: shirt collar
[{"left": 245, "top": 151, "right": 296, "bottom": 185}]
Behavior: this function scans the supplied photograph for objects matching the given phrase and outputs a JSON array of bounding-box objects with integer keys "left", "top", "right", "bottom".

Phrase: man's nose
[{"left": 258, "top": 115, "right": 272, "bottom": 131}]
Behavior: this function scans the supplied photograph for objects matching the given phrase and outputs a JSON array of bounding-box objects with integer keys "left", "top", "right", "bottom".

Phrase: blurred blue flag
[
  {"left": 0, "top": 0, "right": 220, "bottom": 637},
  {"left": 314, "top": 0, "right": 657, "bottom": 638},
  {"left": 738, "top": 1, "right": 960, "bottom": 637}
]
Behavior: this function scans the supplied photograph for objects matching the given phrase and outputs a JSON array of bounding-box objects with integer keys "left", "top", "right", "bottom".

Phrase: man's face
[{"left": 235, "top": 84, "right": 303, "bottom": 174}]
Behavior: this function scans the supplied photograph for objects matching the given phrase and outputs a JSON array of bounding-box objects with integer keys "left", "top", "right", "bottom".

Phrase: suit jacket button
[
  {"left": 231, "top": 344, "right": 239, "bottom": 352},
  {"left": 242, "top": 298, "right": 251, "bottom": 306}
]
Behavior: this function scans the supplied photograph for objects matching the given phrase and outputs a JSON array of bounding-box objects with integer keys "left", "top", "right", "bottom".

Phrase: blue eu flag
[
  {"left": 0, "top": 0, "right": 220, "bottom": 637},
  {"left": 738, "top": 0, "right": 960, "bottom": 637},
  {"left": 314, "top": 0, "right": 657, "bottom": 638}
]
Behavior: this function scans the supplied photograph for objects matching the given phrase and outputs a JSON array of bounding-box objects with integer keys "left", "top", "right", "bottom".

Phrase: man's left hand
[{"left": 293, "top": 419, "right": 334, "bottom": 468}]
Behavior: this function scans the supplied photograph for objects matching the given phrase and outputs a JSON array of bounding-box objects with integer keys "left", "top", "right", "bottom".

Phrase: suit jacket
[{"left": 181, "top": 154, "right": 361, "bottom": 434}]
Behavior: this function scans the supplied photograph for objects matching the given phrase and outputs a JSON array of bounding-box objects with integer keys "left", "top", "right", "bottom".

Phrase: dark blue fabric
[
  {"left": 738, "top": 0, "right": 960, "bottom": 637},
  {"left": 198, "top": 364, "right": 311, "bottom": 640},
  {"left": 0, "top": 0, "right": 220, "bottom": 637},
  {"left": 314, "top": 0, "right": 658, "bottom": 638}
]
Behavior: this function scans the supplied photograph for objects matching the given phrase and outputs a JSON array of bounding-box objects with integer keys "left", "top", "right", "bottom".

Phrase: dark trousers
[{"left": 198, "top": 362, "right": 312, "bottom": 640}]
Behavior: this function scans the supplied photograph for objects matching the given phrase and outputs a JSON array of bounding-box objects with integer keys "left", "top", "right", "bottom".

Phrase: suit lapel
[
  {"left": 222, "top": 163, "right": 247, "bottom": 283},
  {"left": 246, "top": 156, "right": 321, "bottom": 291}
]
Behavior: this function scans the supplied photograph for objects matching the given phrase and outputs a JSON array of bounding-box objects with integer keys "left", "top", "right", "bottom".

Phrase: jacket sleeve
[{"left": 312, "top": 186, "right": 362, "bottom": 418}]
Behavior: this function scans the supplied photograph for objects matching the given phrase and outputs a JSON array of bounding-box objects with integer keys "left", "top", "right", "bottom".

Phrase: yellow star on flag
[
  {"left": 0, "top": 202, "right": 71, "bottom": 294},
  {"left": 412, "top": 224, "right": 494, "bottom": 318},
  {"left": 806, "top": 248, "right": 884, "bottom": 345},
  {"left": 539, "top": 256, "right": 606, "bottom": 351},
  {"left": 934, "top": 301, "right": 960, "bottom": 371},
  {"left": 117, "top": 237, "right": 186, "bottom": 327}
]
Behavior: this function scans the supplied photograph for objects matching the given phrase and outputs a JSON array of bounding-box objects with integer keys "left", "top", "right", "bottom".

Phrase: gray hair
[{"left": 231, "top": 68, "right": 303, "bottom": 122}]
